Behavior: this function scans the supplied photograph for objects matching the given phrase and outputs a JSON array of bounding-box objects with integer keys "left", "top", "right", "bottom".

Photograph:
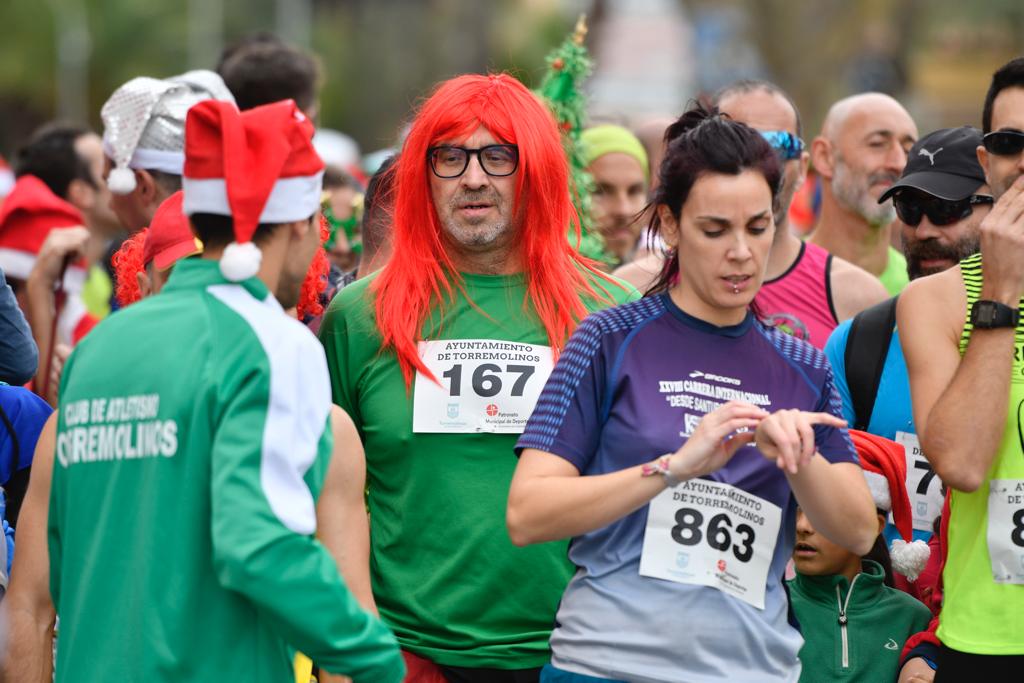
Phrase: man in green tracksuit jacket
[{"left": 47, "top": 99, "right": 404, "bottom": 682}]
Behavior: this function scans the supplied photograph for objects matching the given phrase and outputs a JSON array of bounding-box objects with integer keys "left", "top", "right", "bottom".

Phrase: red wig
[
  {"left": 112, "top": 228, "right": 150, "bottom": 308},
  {"left": 297, "top": 215, "right": 331, "bottom": 319},
  {"left": 114, "top": 220, "right": 328, "bottom": 316},
  {"left": 375, "top": 73, "right": 614, "bottom": 386}
]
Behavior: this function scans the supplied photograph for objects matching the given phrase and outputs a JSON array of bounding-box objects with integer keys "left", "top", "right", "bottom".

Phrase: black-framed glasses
[
  {"left": 427, "top": 144, "right": 519, "bottom": 178},
  {"left": 983, "top": 129, "right": 1024, "bottom": 156},
  {"left": 760, "top": 130, "right": 805, "bottom": 161},
  {"left": 893, "top": 191, "right": 994, "bottom": 227}
]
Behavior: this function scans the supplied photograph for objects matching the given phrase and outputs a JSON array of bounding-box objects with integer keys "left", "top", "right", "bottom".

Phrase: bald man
[{"left": 809, "top": 93, "right": 918, "bottom": 295}]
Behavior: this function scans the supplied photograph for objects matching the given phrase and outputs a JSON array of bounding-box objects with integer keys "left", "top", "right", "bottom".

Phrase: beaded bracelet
[{"left": 641, "top": 454, "right": 682, "bottom": 488}]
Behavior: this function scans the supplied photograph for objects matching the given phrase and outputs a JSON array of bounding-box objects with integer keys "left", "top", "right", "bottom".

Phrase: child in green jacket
[{"left": 788, "top": 431, "right": 932, "bottom": 682}]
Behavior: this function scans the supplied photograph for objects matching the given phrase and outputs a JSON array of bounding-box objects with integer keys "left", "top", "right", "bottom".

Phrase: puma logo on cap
[{"left": 918, "top": 147, "right": 943, "bottom": 165}]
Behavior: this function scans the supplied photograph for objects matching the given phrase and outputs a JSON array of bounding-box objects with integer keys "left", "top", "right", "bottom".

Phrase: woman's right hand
[{"left": 667, "top": 401, "right": 767, "bottom": 481}]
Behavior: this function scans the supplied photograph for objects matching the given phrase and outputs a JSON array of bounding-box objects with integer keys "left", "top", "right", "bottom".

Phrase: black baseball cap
[{"left": 878, "top": 126, "right": 986, "bottom": 203}]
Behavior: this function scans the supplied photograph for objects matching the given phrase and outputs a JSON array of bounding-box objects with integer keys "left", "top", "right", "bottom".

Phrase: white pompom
[
  {"left": 107, "top": 166, "right": 137, "bottom": 194},
  {"left": 890, "top": 538, "right": 931, "bottom": 582},
  {"left": 219, "top": 241, "right": 262, "bottom": 281}
]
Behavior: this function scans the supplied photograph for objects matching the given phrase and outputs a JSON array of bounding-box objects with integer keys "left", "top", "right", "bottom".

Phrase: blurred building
[{"left": 586, "top": 0, "right": 695, "bottom": 121}]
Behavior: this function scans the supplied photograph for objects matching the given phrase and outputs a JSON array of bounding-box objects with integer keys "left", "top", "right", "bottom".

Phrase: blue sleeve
[
  {"left": 515, "top": 314, "right": 611, "bottom": 472},
  {"left": 0, "top": 386, "right": 53, "bottom": 482},
  {"left": 900, "top": 641, "right": 940, "bottom": 670},
  {"left": 0, "top": 269, "right": 38, "bottom": 385},
  {"left": 823, "top": 319, "right": 855, "bottom": 425},
  {"left": 813, "top": 355, "right": 858, "bottom": 466}
]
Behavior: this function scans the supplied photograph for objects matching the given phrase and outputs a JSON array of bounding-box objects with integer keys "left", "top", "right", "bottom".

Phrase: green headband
[{"left": 580, "top": 124, "right": 650, "bottom": 181}]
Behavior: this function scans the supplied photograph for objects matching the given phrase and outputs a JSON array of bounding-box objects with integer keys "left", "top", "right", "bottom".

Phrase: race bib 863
[
  {"left": 412, "top": 339, "right": 554, "bottom": 434},
  {"left": 640, "top": 479, "right": 782, "bottom": 609}
]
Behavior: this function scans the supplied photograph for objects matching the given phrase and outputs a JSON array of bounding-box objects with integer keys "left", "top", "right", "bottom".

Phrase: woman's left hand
[{"left": 754, "top": 409, "right": 847, "bottom": 474}]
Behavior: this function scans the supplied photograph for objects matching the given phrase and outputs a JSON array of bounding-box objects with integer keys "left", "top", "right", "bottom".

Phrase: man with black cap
[{"left": 825, "top": 126, "right": 991, "bottom": 551}]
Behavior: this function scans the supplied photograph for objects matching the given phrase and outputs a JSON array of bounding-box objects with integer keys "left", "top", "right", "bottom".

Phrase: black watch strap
[{"left": 971, "top": 299, "right": 1020, "bottom": 329}]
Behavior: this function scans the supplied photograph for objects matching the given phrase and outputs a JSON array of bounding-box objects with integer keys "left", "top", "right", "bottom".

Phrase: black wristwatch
[{"left": 970, "top": 300, "right": 1020, "bottom": 329}]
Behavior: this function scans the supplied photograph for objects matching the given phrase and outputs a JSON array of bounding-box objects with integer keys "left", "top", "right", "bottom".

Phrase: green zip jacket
[
  {"left": 48, "top": 259, "right": 404, "bottom": 682},
  {"left": 787, "top": 560, "right": 931, "bottom": 682}
]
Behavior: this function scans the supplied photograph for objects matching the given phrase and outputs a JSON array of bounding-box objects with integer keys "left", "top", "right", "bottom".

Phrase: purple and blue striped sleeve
[{"left": 515, "top": 315, "right": 611, "bottom": 473}]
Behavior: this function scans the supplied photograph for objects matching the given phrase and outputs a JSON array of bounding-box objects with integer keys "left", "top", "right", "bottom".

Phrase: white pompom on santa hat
[
  {"left": 181, "top": 99, "right": 324, "bottom": 282},
  {"left": 850, "top": 430, "right": 931, "bottom": 582}
]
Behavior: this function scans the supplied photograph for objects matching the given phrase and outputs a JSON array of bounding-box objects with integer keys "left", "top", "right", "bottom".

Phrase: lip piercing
[{"left": 732, "top": 283, "right": 740, "bottom": 294}]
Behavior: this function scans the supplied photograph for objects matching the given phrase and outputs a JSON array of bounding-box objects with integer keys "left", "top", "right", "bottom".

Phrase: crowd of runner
[{"left": 0, "top": 31, "right": 1021, "bottom": 683}]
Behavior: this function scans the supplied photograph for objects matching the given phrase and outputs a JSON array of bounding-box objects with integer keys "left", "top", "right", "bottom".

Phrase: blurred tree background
[
  {"left": 686, "top": 0, "right": 1024, "bottom": 136},
  {"left": 0, "top": 0, "right": 574, "bottom": 157},
  {"left": 1, "top": 0, "right": 1022, "bottom": 162}
]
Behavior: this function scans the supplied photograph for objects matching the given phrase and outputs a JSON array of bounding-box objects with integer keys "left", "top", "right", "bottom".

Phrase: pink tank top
[{"left": 755, "top": 241, "right": 837, "bottom": 349}]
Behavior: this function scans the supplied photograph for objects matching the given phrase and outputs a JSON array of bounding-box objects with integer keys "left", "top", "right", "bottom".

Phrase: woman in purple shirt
[{"left": 508, "top": 105, "right": 878, "bottom": 683}]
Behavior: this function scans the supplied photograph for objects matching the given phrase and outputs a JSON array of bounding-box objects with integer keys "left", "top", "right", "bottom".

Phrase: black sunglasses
[
  {"left": 983, "top": 129, "right": 1024, "bottom": 156},
  {"left": 893, "top": 191, "right": 994, "bottom": 227},
  {"left": 427, "top": 144, "right": 519, "bottom": 179}
]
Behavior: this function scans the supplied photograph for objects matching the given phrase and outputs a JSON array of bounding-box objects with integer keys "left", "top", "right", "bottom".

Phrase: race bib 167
[{"left": 412, "top": 339, "right": 554, "bottom": 434}]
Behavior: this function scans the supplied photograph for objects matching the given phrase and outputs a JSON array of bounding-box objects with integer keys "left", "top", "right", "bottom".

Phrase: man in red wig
[{"left": 319, "top": 73, "right": 638, "bottom": 682}]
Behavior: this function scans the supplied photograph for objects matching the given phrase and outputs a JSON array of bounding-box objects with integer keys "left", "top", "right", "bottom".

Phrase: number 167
[{"left": 442, "top": 363, "right": 535, "bottom": 398}]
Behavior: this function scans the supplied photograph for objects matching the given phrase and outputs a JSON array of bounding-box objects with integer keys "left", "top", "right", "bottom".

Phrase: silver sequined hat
[{"left": 101, "top": 70, "right": 236, "bottom": 194}]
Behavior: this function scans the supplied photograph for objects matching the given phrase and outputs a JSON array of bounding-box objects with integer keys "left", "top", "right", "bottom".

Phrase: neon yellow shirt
[
  {"left": 937, "top": 253, "right": 1024, "bottom": 654},
  {"left": 878, "top": 247, "right": 908, "bottom": 297}
]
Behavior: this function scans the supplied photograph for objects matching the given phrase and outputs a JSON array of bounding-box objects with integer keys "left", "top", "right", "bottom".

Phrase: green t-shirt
[
  {"left": 879, "top": 247, "right": 908, "bottom": 297},
  {"left": 49, "top": 259, "right": 404, "bottom": 683},
  {"left": 319, "top": 270, "right": 638, "bottom": 668}
]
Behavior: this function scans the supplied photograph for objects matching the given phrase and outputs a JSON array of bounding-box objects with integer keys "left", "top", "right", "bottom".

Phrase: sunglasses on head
[
  {"left": 983, "top": 129, "right": 1024, "bottom": 156},
  {"left": 893, "top": 190, "right": 993, "bottom": 227},
  {"left": 760, "top": 130, "right": 805, "bottom": 161}
]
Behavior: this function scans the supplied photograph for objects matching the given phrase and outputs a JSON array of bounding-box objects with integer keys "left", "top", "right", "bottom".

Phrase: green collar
[
  {"left": 457, "top": 271, "right": 527, "bottom": 289},
  {"left": 791, "top": 559, "right": 887, "bottom": 611},
  {"left": 162, "top": 258, "right": 270, "bottom": 302}
]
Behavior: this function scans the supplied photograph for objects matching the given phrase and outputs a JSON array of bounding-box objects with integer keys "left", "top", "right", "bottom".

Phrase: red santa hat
[
  {"left": 849, "top": 430, "right": 931, "bottom": 581},
  {"left": 142, "top": 191, "right": 202, "bottom": 270},
  {"left": 181, "top": 99, "right": 323, "bottom": 281},
  {"left": 0, "top": 175, "right": 93, "bottom": 344},
  {"left": 0, "top": 175, "right": 87, "bottom": 285}
]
